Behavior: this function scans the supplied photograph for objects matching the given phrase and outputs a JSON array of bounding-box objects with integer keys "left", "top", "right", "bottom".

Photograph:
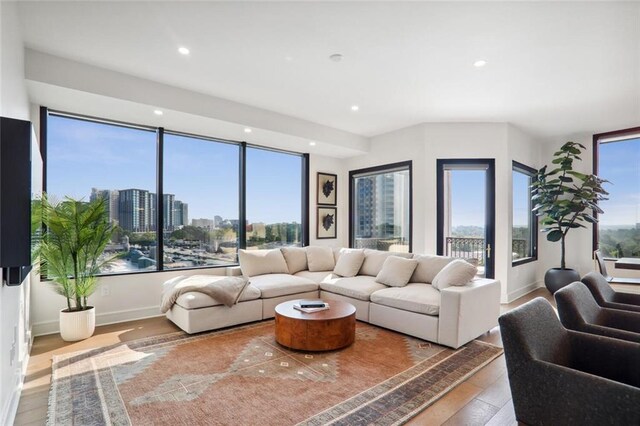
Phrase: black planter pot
[{"left": 544, "top": 268, "right": 581, "bottom": 294}]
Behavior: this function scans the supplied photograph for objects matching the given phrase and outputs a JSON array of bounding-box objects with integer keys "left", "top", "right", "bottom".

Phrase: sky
[
  {"left": 598, "top": 137, "right": 640, "bottom": 227},
  {"left": 449, "top": 169, "right": 486, "bottom": 228},
  {"left": 47, "top": 115, "right": 302, "bottom": 224}
]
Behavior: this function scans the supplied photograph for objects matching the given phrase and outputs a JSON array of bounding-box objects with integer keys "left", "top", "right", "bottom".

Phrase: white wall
[
  {"left": 309, "top": 154, "right": 348, "bottom": 247},
  {"left": 345, "top": 122, "right": 543, "bottom": 302},
  {"left": 506, "top": 126, "right": 543, "bottom": 301},
  {"left": 0, "top": 2, "right": 33, "bottom": 424}
]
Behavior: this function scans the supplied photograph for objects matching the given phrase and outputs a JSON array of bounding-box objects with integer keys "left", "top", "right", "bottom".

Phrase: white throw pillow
[
  {"left": 333, "top": 249, "right": 365, "bottom": 277},
  {"left": 410, "top": 254, "right": 455, "bottom": 284},
  {"left": 280, "top": 247, "right": 308, "bottom": 274},
  {"left": 306, "top": 246, "right": 336, "bottom": 272},
  {"left": 375, "top": 256, "right": 419, "bottom": 287},
  {"left": 431, "top": 259, "right": 478, "bottom": 290},
  {"left": 238, "top": 249, "right": 289, "bottom": 277}
]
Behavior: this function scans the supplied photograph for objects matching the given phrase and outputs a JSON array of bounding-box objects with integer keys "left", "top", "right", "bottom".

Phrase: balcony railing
[
  {"left": 446, "top": 237, "right": 485, "bottom": 266},
  {"left": 445, "top": 237, "right": 530, "bottom": 265}
]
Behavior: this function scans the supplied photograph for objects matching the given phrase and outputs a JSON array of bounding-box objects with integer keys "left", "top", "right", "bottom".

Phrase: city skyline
[{"left": 48, "top": 115, "right": 304, "bottom": 225}]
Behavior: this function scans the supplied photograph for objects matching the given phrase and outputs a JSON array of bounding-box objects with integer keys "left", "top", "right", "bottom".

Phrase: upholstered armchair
[
  {"left": 581, "top": 271, "right": 640, "bottom": 313},
  {"left": 499, "top": 297, "right": 640, "bottom": 425},
  {"left": 554, "top": 282, "right": 640, "bottom": 343}
]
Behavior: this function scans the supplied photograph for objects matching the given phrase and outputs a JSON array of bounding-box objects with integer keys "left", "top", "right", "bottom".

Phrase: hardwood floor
[{"left": 15, "top": 285, "right": 635, "bottom": 425}]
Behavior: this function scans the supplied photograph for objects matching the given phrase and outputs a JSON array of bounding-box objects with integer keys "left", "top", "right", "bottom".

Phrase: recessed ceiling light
[
  {"left": 244, "top": 127, "right": 252, "bottom": 133},
  {"left": 329, "top": 53, "right": 343, "bottom": 62},
  {"left": 309, "top": 141, "right": 317, "bottom": 146},
  {"left": 473, "top": 60, "right": 487, "bottom": 68},
  {"left": 351, "top": 105, "right": 360, "bottom": 112},
  {"left": 178, "top": 47, "right": 190, "bottom": 55},
  {"left": 285, "top": 56, "right": 294, "bottom": 62},
  {"left": 153, "top": 110, "right": 163, "bottom": 116}
]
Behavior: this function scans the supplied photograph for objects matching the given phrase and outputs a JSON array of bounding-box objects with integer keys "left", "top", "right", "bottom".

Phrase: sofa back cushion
[
  {"left": 238, "top": 249, "right": 290, "bottom": 277},
  {"left": 333, "top": 249, "right": 365, "bottom": 277},
  {"left": 375, "top": 256, "right": 419, "bottom": 287},
  {"left": 280, "top": 247, "right": 308, "bottom": 274},
  {"left": 410, "top": 254, "right": 455, "bottom": 284},
  {"left": 306, "top": 246, "right": 336, "bottom": 271},
  {"left": 360, "top": 249, "right": 413, "bottom": 276},
  {"left": 431, "top": 259, "right": 478, "bottom": 290}
]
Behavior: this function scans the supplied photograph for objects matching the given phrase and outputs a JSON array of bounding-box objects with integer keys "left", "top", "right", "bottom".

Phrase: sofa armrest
[{"left": 438, "top": 278, "right": 501, "bottom": 348}]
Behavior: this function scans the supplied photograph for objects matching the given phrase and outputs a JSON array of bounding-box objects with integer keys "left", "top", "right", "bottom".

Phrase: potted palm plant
[
  {"left": 36, "top": 195, "right": 115, "bottom": 341},
  {"left": 531, "top": 141, "right": 609, "bottom": 293}
]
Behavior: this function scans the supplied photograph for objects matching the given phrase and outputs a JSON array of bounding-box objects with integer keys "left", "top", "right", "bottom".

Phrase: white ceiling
[{"left": 16, "top": 1, "right": 640, "bottom": 140}]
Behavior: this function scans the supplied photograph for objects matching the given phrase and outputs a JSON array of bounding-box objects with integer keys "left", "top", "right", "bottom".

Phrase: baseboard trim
[
  {"left": 2, "top": 350, "right": 29, "bottom": 426},
  {"left": 507, "top": 281, "right": 544, "bottom": 303},
  {"left": 32, "top": 306, "right": 163, "bottom": 336}
]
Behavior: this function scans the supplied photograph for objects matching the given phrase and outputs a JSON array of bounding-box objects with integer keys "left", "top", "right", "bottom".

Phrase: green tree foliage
[
  {"left": 600, "top": 228, "right": 640, "bottom": 258},
  {"left": 532, "top": 142, "right": 609, "bottom": 269}
]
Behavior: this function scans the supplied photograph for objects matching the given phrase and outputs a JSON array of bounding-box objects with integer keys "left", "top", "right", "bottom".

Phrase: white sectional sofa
[{"left": 164, "top": 246, "right": 501, "bottom": 349}]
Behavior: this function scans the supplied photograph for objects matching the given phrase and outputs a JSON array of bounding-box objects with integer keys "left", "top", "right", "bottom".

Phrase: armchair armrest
[
  {"left": 602, "top": 308, "right": 640, "bottom": 333},
  {"left": 569, "top": 330, "right": 640, "bottom": 387},
  {"left": 508, "top": 359, "right": 640, "bottom": 425},
  {"left": 605, "top": 300, "right": 640, "bottom": 313},
  {"left": 615, "top": 291, "right": 640, "bottom": 306},
  {"left": 438, "top": 278, "right": 500, "bottom": 348}
]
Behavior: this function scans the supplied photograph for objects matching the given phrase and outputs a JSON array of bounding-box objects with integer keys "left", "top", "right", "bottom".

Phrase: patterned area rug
[{"left": 47, "top": 321, "right": 502, "bottom": 426}]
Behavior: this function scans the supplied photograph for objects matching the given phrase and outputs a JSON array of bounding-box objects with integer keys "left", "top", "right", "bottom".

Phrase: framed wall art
[
  {"left": 317, "top": 172, "right": 337, "bottom": 206},
  {"left": 317, "top": 206, "right": 337, "bottom": 239}
]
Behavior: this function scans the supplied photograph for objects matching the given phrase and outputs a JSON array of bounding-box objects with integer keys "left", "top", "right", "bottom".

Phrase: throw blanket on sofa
[{"left": 161, "top": 275, "right": 250, "bottom": 313}]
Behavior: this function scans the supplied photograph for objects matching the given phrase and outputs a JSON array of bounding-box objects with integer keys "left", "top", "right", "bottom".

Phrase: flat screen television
[{"left": 2, "top": 119, "right": 42, "bottom": 285}]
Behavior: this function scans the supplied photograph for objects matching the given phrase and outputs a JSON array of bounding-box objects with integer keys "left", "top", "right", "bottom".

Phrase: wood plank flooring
[{"left": 14, "top": 284, "right": 636, "bottom": 425}]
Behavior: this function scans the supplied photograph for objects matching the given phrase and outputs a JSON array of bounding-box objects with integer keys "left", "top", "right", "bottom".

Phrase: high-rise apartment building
[
  {"left": 119, "top": 189, "right": 152, "bottom": 232},
  {"left": 174, "top": 201, "right": 188, "bottom": 227},
  {"left": 163, "top": 194, "right": 175, "bottom": 231},
  {"left": 90, "top": 188, "right": 120, "bottom": 224}
]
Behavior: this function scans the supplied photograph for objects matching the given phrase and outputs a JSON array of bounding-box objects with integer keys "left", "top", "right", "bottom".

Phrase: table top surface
[
  {"left": 614, "top": 257, "right": 640, "bottom": 270},
  {"left": 616, "top": 257, "right": 640, "bottom": 264},
  {"left": 274, "top": 299, "right": 356, "bottom": 321}
]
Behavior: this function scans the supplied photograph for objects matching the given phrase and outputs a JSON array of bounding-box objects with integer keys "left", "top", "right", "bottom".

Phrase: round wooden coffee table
[{"left": 274, "top": 300, "right": 356, "bottom": 351}]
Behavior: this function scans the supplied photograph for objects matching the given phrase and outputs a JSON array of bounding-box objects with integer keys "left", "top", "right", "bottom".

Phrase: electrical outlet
[{"left": 101, "top": 285, "right": 110, "bottom": 296}]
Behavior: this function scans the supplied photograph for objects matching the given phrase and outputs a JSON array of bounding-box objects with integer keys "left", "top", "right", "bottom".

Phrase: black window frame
[
  {"left": 511, "top": 160, "right": 538, "bottom": 266},
  {"left": 593, "top": 126, "right": 640, "bottom": 260},
  {"left": 41, "top": 107, "right": 310, "bottom": 277},
  {"left": 348, "top": 161, "right": 413, "bottom": 252}
]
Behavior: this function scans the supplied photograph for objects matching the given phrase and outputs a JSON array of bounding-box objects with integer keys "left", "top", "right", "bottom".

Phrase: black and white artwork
[
  {"left": 317, "top": 172, "right": 337, "bottom": 206},
  {"left": 317, "top": 207, "right": 337, "bottom": 239}
]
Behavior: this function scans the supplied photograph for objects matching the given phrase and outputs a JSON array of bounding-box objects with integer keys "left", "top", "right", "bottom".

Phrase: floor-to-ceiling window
[
  {"left": 512, "top": 161, "right": 538, "bottom": 265},
  {"left": 594, "top": 127, "right": 640, "bottom": 258},
  {"left": 46, "top": 113, "right": 158, "bottom": 274},
  {"left": 162, "top": 133, "right": 240, "bottom": 268},
  {"left": 44, "top": 109, "right": 308, "bottom": 275},
  {"left": 245, "top": 147, "right": 304, "bottom": 249},
  {"left": 349, "top": 161, "right": 412, "bottom": 252}
]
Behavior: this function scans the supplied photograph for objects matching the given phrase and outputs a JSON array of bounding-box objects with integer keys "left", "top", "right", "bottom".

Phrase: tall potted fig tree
[
  {"left": 531, "top": 141, "right": 609, "bottom": 293},
  {"left": 36, "top": 195, "right": 115, "bottom": 341}
]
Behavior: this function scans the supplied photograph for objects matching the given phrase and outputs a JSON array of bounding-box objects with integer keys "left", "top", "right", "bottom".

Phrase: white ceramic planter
[{"left": 59, "top": 307, "right": 96, "bottom": 341}]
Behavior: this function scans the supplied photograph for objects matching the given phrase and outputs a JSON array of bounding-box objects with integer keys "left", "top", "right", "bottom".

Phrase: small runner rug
[{"left": 47, "top": 321, "right": 502, "bottom": 426}]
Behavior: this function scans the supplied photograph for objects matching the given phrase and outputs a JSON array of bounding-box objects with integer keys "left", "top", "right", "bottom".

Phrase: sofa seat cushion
[
  {"left": 320, "top": 275, "right": 388, "bottom": 301},
  {"left": 294, "top": 270, "right": 334, "bottom": 284},
  {"left": 249, "top": 274, "right": 318, "bottom": 298},
  {"left": 370, "top": 284, "right": 441, "bottom": 316},
  {"left": 175, "top": 284, "right": 261, "bottom": 310}
]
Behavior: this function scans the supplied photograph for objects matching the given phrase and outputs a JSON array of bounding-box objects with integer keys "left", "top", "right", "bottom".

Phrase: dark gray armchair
[
  {"left": 499, "top": 297, "right": 640, "bottom": 425},
  {"left": 554, "top": 282, "right": 640, "bottom": 343},
  {"left": 582, "top": 271, "right": 640, "bottom": 313}
]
